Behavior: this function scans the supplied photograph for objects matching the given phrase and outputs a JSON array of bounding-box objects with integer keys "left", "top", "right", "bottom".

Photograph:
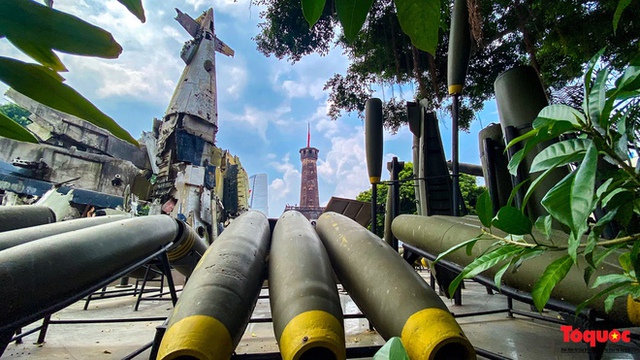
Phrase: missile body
[
  {"left": 0, "top": 205, "right": 55, "bottom": 232},
  {"left": 494, "top": 66, "right": 568, "bottom": 220},
  {"left": 157, "top": 210, "right": 270, "bottom": 360},
  {"left": 447, "top": 0, "right": 471, "bottom": 95},
  {"left": 316, "top": 212, "right": 475, "bottom": 360},
  {"left": 0, "top": 215, "right": 126, "bottom": 251},
  {"left": 270, "top": 211, "right": 345, "bottom": 360},
  {"left": 478, "top": 124, "right": 512, "bottom": 213},
  {"left": 167, "top": 220, "right": 209, "bottom": 277},
  {"left": 365, "top": 98, "right": 383, "bottom": 184},
  {"left": 392, "top": 214, "right": 640, "bottom": 327},
  {"left": 0, "top": 215, "right": 179, "bottom": 330}
]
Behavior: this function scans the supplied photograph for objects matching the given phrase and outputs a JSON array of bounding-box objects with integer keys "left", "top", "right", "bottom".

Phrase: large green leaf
[
  {"left": 118, "top": 0, "right": 146, "bottom": 23},
  {"left": 541, "top": 173, "right": 576, "bottom": 229},
  {"left": 529, "top": 139, "right": 590, "bottom": 173},
  {"left": 492, "top": 206, "right": 532, "bottom": 235},
  {"left": 434, "top": 235, "right": 481, "bottom": 263},
  {"left": 507, "top": 148, "right": 525, "bottom": 175},
  {"left": 605, "top": 284, "right": 638, "bottom": 312},
  {"left": 336, "top": 0, "right": 374, "bottom": 43},
  {"left": 373, "top": 337, "right": 409, "bottom": 360},
  {"left": 613, "top": 0, "right": 635, "bottom": 33},
  {"left": 532, "top": 104, "right": 585, "bottom": 128},
  {"left": 394, "top": 0, "right": 440, "bottom": 55},
  {"left": 0, "top": 57, "right": 137, "bottom": 145},
  {"left": 615, "top": 62, "right": 640, "bottom": 94},
  {"left": 0, "top": 112, "right": 39, "bottom": 143},
  {"left": 576, "top": 281, "right": 628, "bottom": 314},
  {"left": 532, "top": 255, "right": 573, "bottom": 311},
  {"left": 588, "top": 67, "right": 610, "bottom": 128},
  {"left": 475, "top": 190, "right": 493, "bottom": 227},
  {"left": 541, "top": 143, "right": 597, "bottom": 239},
  {"left": 0, "top": 0, "right": 122, "bottom": 62},
  {"left": 570, "top": 142, "right": 598, "bottom": 231},
  {"left": 592, "top": 273, "right": 634, "bottom": 289},
  {"left": 507, "top": 126, "right": 575, "bottom": 176},
  {"left": 534, "top": 215, "right": 552, "bottom": 238},
  {"left": 522, "top": 156, "right": 580, "bottom": 212},
  {"left": 301, "top": 0, "right": 326, "bottom": 28},
  {"left": 448, "top": 244, "right": 525, "bottom": 297},
  {"left": 583, "top": 48, "right": 606, "bottom": 106},
  {"left": 8, "top": 37, "right": 67, "bottom": 72}
]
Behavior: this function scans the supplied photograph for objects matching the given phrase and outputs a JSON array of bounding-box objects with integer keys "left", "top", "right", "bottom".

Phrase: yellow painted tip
[
  {"left": 279, "top": 310, "right": 346, "bottom": 360},
  {"left": 157, "top": 315, "right": 233, "bottom": 360},
  {"left": 369, "top": 177, "right": 380, "bottom": 184},
  {"left": 448, "top": 85, "right": 464, "bottom": 95},
  {"left": 627, "top": 295, "right": 640, "bottom": 326},
  {"left": 401, "top": 308, "right": 476, "bottom": 360}
]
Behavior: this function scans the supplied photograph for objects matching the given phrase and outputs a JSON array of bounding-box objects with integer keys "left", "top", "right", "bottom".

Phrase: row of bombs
[{"left": 0, "top": 206, "right": 476, "bottom": 360}]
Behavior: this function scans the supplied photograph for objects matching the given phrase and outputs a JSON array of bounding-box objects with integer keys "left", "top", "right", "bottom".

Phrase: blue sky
[{"left": 0, "top": 0, "right": 499, "bottom": 217}]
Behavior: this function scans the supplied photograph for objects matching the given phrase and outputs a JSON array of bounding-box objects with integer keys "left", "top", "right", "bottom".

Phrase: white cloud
[
  {"left": 219, "top": 63, "right": 249, "bottom": 99},
  {"left": 268, "top": 153, "right": 302, "bottom": 215},
  {"left": 226, "top": 104, "right": 292, "bottom": 141},
  {"left": 317, "top": 127, "right": 369, "bottom": 199},
  {"left": 270, "top": 49, "right": 349, "bottom": 101}
]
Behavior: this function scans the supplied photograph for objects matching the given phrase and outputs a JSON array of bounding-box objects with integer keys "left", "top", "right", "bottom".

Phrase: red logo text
[{"left": 561, "top": 325, "right": 631, "bottom": 347}]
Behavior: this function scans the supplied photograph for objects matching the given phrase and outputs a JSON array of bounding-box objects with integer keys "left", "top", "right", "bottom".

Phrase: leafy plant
[
  {"left": 442, "top": 51, "right": 640, "bottom": 313},
  {"left": 0, "top": 0, "right": 145, "bottom": 145},
  {"left": 299, "top": 0, "right": 440, "bottom": 54}
]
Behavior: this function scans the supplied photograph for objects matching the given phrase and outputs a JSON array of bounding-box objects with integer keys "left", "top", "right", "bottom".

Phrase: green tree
[
  {"left": 0, "top": 103, "right": 31, "bottom": 127},
  {"left": 356, "top": 162, "right": 485, "bottom": 236},
  {"left": 254, "top": 0, "right": 640, "bottom": 132},
  {"left": 459, "top": 173, "right": 485, "bottom": 215}
]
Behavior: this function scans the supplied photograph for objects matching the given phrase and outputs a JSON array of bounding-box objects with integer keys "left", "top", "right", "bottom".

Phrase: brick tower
[{"left": 285, "top": 124, "right": 325, "bottom": 220}]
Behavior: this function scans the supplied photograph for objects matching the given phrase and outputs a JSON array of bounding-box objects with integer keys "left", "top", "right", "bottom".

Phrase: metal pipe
[
  {"left": 0, "top": 215, "right": 179, "bottom": 329},
  {"left": 315, "top": 212, "right": 475, "bottom": 360},
  {"left": 446, "top": 161, "right": 484, "bottom": 177},
  {"left": 0, "top": 205, "right": 55, "bottom": 232},
  {"left": 157, "top": 210, "right": 270, "bottom": 360},
  {"left": 391, "top": 214, "right": 640, "bottom": 327},
  {"left": 0, "top": 215, "right": 127, "bottom": 251},
  {"left": 270, "top": 211, "right": 345, "bottom": 360}
]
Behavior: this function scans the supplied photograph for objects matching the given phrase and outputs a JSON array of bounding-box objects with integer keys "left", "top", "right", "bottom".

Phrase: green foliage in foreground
[
  {"left": 0, "top": 0, "right": 145, "bottom": 145},
  {"left": 440, "top": 51, "right": 640, "bottom": 313}
]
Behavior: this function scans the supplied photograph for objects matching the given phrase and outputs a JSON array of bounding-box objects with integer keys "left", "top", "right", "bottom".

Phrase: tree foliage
[
  {"left": 0, "top": 103, "right": 31, "bottom": 127},
  {"left": 0, "top": 0, "right": 145, "bottom": 145},
  {"left": 254, "top": 0, "right": 640, "bottom": 132}
]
